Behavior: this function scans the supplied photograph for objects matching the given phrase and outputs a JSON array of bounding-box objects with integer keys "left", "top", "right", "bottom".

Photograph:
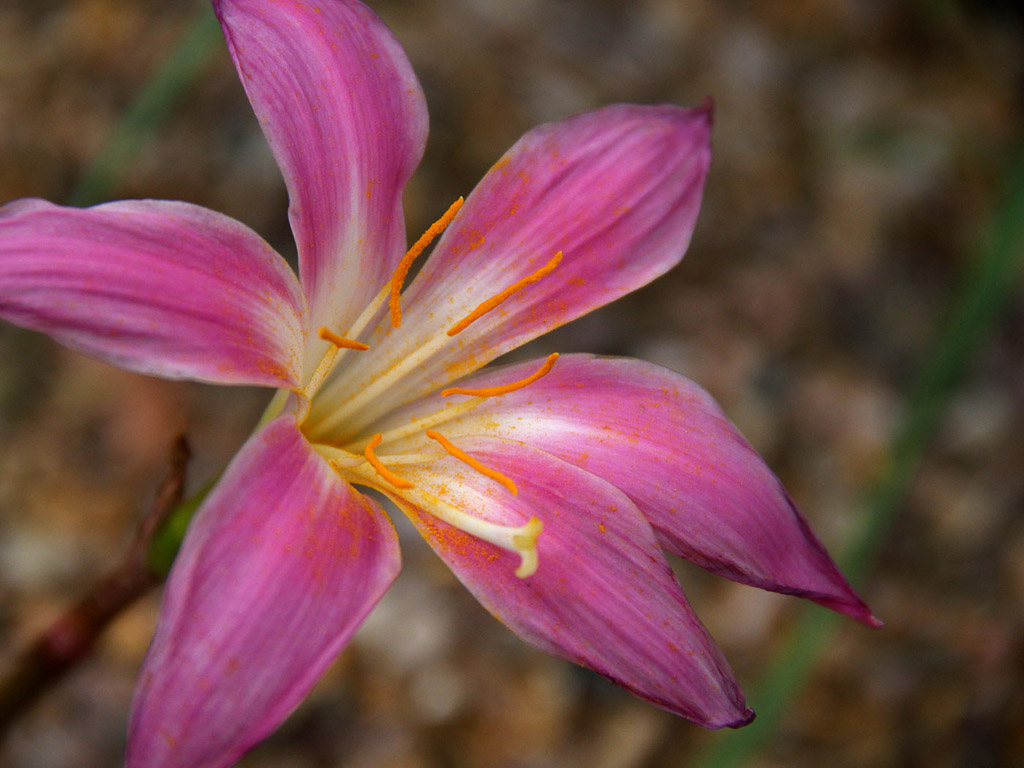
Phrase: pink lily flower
[{"left": 0, "top": 0, "right": 878, "bottom": 765}]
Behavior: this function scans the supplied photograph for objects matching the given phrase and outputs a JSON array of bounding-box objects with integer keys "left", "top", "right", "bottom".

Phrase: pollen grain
[
  {"left": 441, "top": 353, "right": 559, "bottom": 398},
  {"left": 425, "top": 430, "right": 517, "bottom": 495},
  {"left": 390, "top": 197, "right": 464, "bottom": 328},
  {"left": 447, "top": 251, "right": 562, "bottom": 336},
  {"left": 364, "top": 433, "right": 413, "bottom": 488}
]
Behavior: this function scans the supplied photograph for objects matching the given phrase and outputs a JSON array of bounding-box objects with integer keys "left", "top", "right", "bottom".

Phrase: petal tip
[
  {"left": 696, "top": 95, "right": 716, "bottom": 124},
  {"left": 812, "top": 591, "right": 882, "bottom": 628},
  {"left": 863, "top": 612, "right": 885, "bottom": 629},
  {"left": 694, "top": 702, "right": 756, "bottom": 730},
  {"left": 726, "top": 707, "right": 756, "bottom": 729}
]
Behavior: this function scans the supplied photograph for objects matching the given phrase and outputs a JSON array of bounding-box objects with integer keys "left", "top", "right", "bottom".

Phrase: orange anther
[
  {"left": 425, "top": 430, "right": 517, "bottom": 495},
  {"left": 390, "top": 197, "right": 464, "bottom": 328},
  {"left": 318, "top": 327, "right": 369, "bottom": 350},
  {"left": 364, "top": 434, "right": 413, "bottom": 488},
  {"left": 447, "top": 251, "right": 562, "bottom": 336},
  {"left": 441, "top": 353, "right": 559, "bottom": 398}
]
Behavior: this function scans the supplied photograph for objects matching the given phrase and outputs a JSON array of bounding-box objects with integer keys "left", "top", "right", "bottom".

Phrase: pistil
[
  {"left": 315, "top": 440, "right": 542, "bottom": 578},
  {"left": 391, "top": 486, "right": 543, "bottom": 578}
]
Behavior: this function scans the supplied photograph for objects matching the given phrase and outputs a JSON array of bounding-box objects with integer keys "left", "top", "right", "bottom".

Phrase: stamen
[
  {"left": 447, "top": 251, "right": 562, "bottom": 336},
  {"left": 364, "top": 433, "right": 413, "bottom": 488},
  {"left": 442, "top": 353, "right": 559, "bottom": 398},
  {"left": 302, "top": 327, "right": 370, "bottom": 403},
  {"left": 390, "top": 197, "right": 464, "bottom": 328},
  {"left": 425, "top": 430, "right": 517, "bottom": 494},
  {"left": 318, "top": 327, "right": 370, "bottom": 351}
]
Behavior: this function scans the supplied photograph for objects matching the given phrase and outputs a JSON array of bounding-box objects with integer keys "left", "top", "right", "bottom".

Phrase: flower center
[{"left": 294, "top": 200, "right": 562, "bottom": 579}]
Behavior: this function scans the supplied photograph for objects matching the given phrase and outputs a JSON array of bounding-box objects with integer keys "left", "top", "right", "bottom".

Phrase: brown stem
[{"left": 0, "top": 436, "right": 189, "bottom": 738}]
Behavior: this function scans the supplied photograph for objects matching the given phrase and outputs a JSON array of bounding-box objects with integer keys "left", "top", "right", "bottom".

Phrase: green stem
[
  {"left": 147, "top": 478, "right": 216, "bottom": 578},
  {"left": 692, "top": 143, "right": 1024, "bottom": 767}
]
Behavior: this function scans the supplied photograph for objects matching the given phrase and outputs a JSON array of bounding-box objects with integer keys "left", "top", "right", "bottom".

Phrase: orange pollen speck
[
  {"left": 364, "top": 434, "right": 413, "bottom": 488},
  {"left": 447, "top": 251, "right": 563, "bottom": 336},
  {"left": 318, "top": 327, "right": 369, "bottom": 350},
  {"left": 441, "top": 353, "right": 559, "bottom": 398},
  {"left": 425, "top": 430, "right": 518, "bottom": 495},
  {"left": 390, "top": 197, "right": 464, "bottom": 328}
]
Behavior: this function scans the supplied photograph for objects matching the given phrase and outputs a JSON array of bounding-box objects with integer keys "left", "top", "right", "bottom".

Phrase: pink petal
[
  {"left": 322, "top": 104, "right": 711, "bottom": 426},
  {"left": 383, "top": 354, "right": 878, "bottom": 626},
  {"left": 393, "top": 436, "right": 752, "bottom": 728},
  {"left": 0, "top": 198, "right": 305, "bottom": 388},
  {"left": 214, "top": 0, "right": 428, "bottom": 351},
  {"left": 127, "top": 416, "right": 400, "bottom": 768}
]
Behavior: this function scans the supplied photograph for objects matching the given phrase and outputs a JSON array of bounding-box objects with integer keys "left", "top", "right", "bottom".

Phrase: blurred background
[{"left": 1, "top": 0, "right": 1022, "bottom": 766}]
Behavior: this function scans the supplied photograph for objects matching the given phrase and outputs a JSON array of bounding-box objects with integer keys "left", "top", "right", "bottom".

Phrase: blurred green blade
[
  {"left": 693, "top": 143, "right": 1024, "bottom": 767},
  {"left": 68, "top": 4, "right": 222, "bottom": 208}
]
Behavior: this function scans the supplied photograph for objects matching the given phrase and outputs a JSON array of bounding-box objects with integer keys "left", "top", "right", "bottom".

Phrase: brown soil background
[{"left": 1, "top": 1, "right": 1023, "bottom": 766}]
